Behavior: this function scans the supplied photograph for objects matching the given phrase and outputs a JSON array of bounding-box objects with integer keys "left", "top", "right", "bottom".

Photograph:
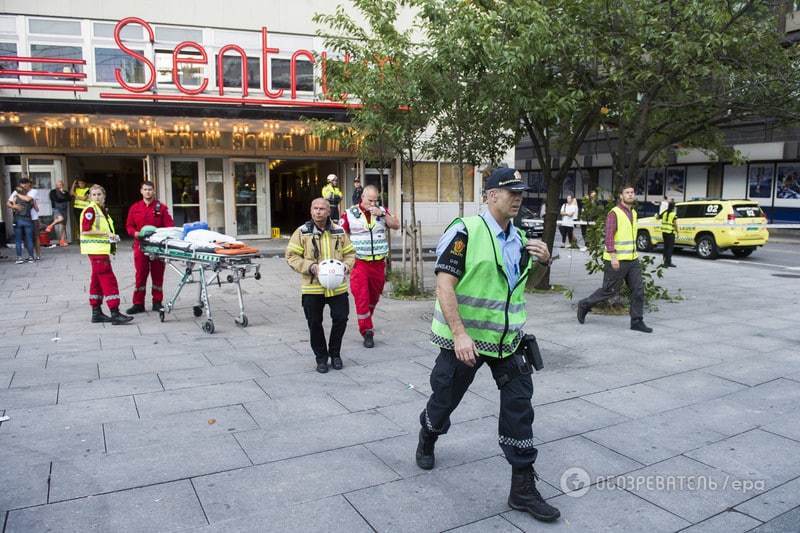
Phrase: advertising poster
[
  {"left": 647, "top": 168, "right": 665, "bottom": 197},
  {"left": 775, "top": 164, "right": 800, "bottom": 200},
  {"left": 666, "top": 167, "right": 686, "bottom": 199},
  {"left": 748, "top": 165, "right": 774, "bottom": 198}
]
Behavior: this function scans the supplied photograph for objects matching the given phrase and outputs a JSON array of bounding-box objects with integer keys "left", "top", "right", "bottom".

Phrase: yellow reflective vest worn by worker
[
  {"left": 602, "top": 206, "right": 638, "bottom": 261},
  {"left": 286, "top": 219, "right": 356, "bottom": 296}
]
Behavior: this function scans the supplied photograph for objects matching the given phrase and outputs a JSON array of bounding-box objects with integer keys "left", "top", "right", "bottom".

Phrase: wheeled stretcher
[{"left": 141, "top": 242, "right": 262, "bottom": 334}]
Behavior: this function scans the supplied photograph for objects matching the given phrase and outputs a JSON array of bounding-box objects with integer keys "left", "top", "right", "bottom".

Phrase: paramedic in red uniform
[
  {"left": 125, "top": 180, "right": 174, "bottom": 314},
  {"left": 340, "top": 185, "right": 400, "bottom": 348}
]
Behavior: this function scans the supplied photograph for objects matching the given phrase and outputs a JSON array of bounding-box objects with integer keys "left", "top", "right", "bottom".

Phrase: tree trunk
[{"left": 408, "top": 147, "right": 419, "bottom": 292}]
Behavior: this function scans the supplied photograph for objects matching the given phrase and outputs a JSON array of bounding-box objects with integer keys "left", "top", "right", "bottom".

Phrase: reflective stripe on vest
[
  {"left": 603, "top": 206, "right": 638, "bottom": 261},
  {"left": 80, "top": 202, "right": 114, "bottom": 255},
  {"left": 430, "top": 216, "right": 531, "bottom": 358},
  {"left": 73, "top": 186, "right": 91, "bottom": 209},
  {"left": 661, "top": 211, "right": 676, "bottom": 234},
  {"left": 347, "top": 205, "right": 389, "bottom": 259}
]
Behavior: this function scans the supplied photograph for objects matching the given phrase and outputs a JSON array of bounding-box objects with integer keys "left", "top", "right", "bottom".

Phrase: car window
[
  {"left": 733, "top": 204, "right": 762, "bottom": 218},
  {"left": 676, "top": 205, "right": 688, "bottom": 218},
  {"left": 683, "top": 203, "right": 722, "bottom": 218}
]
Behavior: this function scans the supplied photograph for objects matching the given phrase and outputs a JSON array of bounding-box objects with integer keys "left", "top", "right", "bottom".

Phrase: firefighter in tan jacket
[{"left": 286, "top": 198, "right": 356, "bottom": 373}]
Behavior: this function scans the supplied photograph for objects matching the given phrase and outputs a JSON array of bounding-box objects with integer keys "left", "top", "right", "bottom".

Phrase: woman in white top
[{"left": 559, "top": 195, "right": 579, "bottom": 248}]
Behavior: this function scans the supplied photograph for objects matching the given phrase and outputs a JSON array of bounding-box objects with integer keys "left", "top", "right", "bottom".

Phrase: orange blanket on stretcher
[{"left": 214, "top": 246, "right": 259, "bottom": 255}]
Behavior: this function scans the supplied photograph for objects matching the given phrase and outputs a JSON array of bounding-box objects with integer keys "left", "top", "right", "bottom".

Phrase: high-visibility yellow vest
[
  {"left": 80, "top": 202, "right": 114, "bottom": 255},
  {"left": 603, "top": 206, "right": 638, "bottom": 261},
  {"left": 73, "top": 186, "right": 91, "bottom": 210},
  {"left": 661, "top": 211, "right": 676, "bottom": 235}
]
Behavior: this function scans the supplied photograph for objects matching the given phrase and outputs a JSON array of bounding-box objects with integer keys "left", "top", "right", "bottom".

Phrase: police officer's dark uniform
[{"left": 416, "top": 168, "right": 560, "bottom": 523}]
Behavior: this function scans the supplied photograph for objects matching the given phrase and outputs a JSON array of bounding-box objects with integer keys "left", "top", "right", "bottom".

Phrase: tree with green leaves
[{"left": 314, "top": 0, "right": 434, "bottom": 293}]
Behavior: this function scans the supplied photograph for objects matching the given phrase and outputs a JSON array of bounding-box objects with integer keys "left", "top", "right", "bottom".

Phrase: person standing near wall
[
  {"left": 71, "top": 177, "right": 92, "bottom": 242},
  {"left": 558, "top": 194, "right": 578, "bottom": 248},
  {"left": 6, "top": 178, "right": 36, "bottom": 264},
  {"left": 125, "top": 180, "right": 174, "bottom": 314},
  {"left": 47, "top": 180, "right": 71, "bottom": 247}
]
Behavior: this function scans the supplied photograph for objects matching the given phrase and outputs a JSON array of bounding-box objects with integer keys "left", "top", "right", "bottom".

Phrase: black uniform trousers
[
  {"left": 579, "top": 259, "right": 644, "bottom": 321},
  {"left": 662, "top": 233, "right": 675, "bottom": 266},
  {"left": 301, "top": 293, "right": 349, "bottom": 363},
  {"left": 421, "top": 347, "right": 538, "bottom": 468}
]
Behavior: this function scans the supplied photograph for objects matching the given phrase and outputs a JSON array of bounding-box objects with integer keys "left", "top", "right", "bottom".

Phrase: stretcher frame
[{"left": 141, "top": 243, "right": 262, "bottom": 334}]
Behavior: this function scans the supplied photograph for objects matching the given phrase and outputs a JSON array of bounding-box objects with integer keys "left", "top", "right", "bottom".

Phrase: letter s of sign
[{"left": 114, "top": 17, "right": 156, "bottom": 93}]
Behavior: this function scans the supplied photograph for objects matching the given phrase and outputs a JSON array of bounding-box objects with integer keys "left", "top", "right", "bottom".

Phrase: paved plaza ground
[{"left": 0, "top": 241, "right": 798, "bottom": 532}]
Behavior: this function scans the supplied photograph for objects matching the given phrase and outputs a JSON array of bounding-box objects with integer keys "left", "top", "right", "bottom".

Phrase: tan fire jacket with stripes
[{"left": 285, "top": 219, "right": 356, "bottom": 296}]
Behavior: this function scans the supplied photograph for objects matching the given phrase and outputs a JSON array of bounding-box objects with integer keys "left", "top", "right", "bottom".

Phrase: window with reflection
[
  {"left": 270, "top": 58, "right": 313, "bottom": 92},
  {"left": 171, "top": 161, "right": 200, "bottom": 225},
  {"left": 30, "top": 44, "right": 83, "bottom": 80}
]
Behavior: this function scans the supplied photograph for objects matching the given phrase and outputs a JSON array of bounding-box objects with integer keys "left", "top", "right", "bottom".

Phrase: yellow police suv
[{"left": 637, "top": 199, "right": 769, "bottom": 259}]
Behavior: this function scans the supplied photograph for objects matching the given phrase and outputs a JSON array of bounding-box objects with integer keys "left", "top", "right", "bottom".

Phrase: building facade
[{"left": 0, "top": 2, "right": 483, "bottom": 242}]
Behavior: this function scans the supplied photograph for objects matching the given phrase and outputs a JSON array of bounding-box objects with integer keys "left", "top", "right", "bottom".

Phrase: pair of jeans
[{"left": 14, "top": 218, "right": 35, "bottom": 259}]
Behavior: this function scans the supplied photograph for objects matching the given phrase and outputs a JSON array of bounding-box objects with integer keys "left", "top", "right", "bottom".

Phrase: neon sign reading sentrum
[{"left": 99, "top": 17, "right": 353, "bottom": 109}]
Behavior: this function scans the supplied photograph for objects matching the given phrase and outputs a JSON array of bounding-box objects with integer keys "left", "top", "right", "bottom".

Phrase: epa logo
[{"left": 560, "top": 467, "right": 591, "bottom": 497}]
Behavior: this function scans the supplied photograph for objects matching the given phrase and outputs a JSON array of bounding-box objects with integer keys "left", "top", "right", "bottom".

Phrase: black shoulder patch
[{"left": 299, "top": 221, "right": 314, "bottom": 234}]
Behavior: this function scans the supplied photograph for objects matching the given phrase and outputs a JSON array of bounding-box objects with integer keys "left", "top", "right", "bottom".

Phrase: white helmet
[
  {"left": 317, "top": 259, "right": 346, "bottom": 289},
  {"left": 326, "top": 174, "right": 338, "bottom": 183}
]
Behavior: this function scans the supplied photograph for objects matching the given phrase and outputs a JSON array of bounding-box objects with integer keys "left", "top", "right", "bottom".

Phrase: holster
[
  {"left": 492, "top": 344, "right": 533, "bottom": 390},
  {"left": 523, "top": 334, "right": 544, "bottom": 371}
]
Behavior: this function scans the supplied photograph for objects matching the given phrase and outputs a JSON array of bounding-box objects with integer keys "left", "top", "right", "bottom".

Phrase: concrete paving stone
[
  {"left": 706, "top": 355, "right": 800, "bottom": 386},
  {"left": 584, "top": 411, "right": 729, "bottom": 465},
  {"left": 58, "top": 373, "right": 163, "bottom": 403},
  {"left": 193, "top": 445, "right": 398, "bottom": 523},
  {"left": 157, "top": 361, "right": 267, "bottom": 390},
  {"left": 0, "top": 459, "right": 50, "bottom": 513},
  {"left": 722, "top": 378, "right": 800, "bottom": 422},
  {"left": 747, "top": 506, "right": 800, "bottom": 533},
  {"left": 644, "top": 370, "right": 748, "bottom": 402},
  {"left": 203, "top": 344, "right": 300, "bottom": 366},
  {"left": 0, "top": 354, "right": 47, "bottom": 372},
  {"left": 565, "top": 361, "right": 671, "bottom": 391},
  {"left": 365, "top": 416, "right": 504, "bottom": 478},
  {"left": 327, "top": 378, "right": 428, "bottom": 412},
  {"left": 533, "top": 435, "right": 644, "bottom": 492},
  {"left": 446, "top": 515, "right": 522, "bottom": 532},
  {"left": 1, "top": 422, "right": 104, "bottom": 463},
  {"left": 0, "top": 383, "right": 57, "bottom": 410},
  {"left": 134, "top": 380, "right": 269, "bottom": 417},
  {"left": 104, "top": 404, "right": 258, "bottom": 452},
  {"left": 17, "top": 341, "right": 98, "bottom": 358},
  {"left": 504, "top": 484, "right": 690, "bottom": 532},
  {"left": 98, "top": 353, "right": 211, "bottom": 379},
  {"left": 675, "top": 510, "right": 762, "bottom": 533},
  {"left": 686, "top": 429, "right": 800, "bottom": 487},
  {"left": 583, "top": 382, "right": 699, "bottom": 419},
  {"left": 5, "top": 480, "right": 208, "bottom": 533},
  {"left": 762, "top": 410, "right": 800, "bottom": 442},
  {"left": 9, "top": 362, "right": 99, "bottom": 388},
  {"left": 735, "top": 476, "right": 800, "bottom": 523},
  {"left": 254, "top": 352, "right": 329, "bottom": 376},
  {"left": 242, "top": 395, "right": 349, "bottom": 428},
  {"left": 181, "top": 495, "right": 374, "bottom": 533},
  {"left": 533, "top": 398, "right": 630, "bottom": 443},
  {"left": 98, "top": 332, "right": 170, "bottom": 349},
  {"left": 236, "top": 410, "right": 405, "bottom": 464},
  {"left": 50, "top": 433, "right": 251, "bottom": 501},
  {"left": 47, "top": 347, "right": 136, "bottom": 365},
  {"left": 0, "top": 371, "right": 12, "bottom": 388},
  {"left": 342, "top": 359, "right": 433, "bottom": 386},
  {"left": 529, "top": 371, "right": 605, "bottom": 406},
  {"left": 347, "top": 455, "right": 559, "bottom": 533},
  {"left": 1, "top": 396, "right": 138, "bottom": 434},
  {"left": 133, "top": 341, "right": 226, "bottom": 359},
  {"left": 628, "top": 455, "right": 764, "bottom": 523},
  {"left": 377, "top": 391, "right": 497, "bottom": 432}
]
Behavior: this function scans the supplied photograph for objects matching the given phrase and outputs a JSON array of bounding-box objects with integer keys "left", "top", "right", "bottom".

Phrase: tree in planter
[
  {"left": 416, "top": 0, "right": 517, "bottom": 217},
  {"left": 314, "top": 0, "right": 434, "bottom": 294}
]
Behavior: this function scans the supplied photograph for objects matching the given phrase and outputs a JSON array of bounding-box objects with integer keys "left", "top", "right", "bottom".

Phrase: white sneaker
[
  {"left": 15, "top": 258, "right": 24, "bottom": 264},
  {"left": 48, "top": 243, "right": 58, "bottom": 249},
  {"left": 580, "top": 247, "right": 587, "bottom": 251}
]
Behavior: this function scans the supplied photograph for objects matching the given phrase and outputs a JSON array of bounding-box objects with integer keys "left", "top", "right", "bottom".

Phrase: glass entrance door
[
  {"left": 167, "top": 159, "right": 203, "bottom": 227},
  {"left": 232, "top": 160, "right": 268, "bottom": 238}
]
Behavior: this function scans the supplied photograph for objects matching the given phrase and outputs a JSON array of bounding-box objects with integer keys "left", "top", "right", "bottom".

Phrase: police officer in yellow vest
[
  {"left": 321, "top": 174, "right": 343, "bottom": 221},
  {"left": 577, "top": 184, "right": 653, "bottom": 332},
  {"left": 71, "top": 176, "right": 92, "bottom": 242},
  {"left": 661, "top": 199, "right": 678, "bottom": 268},
  {"left": 417, "top": 168, "right": 560, "bottom": 523}
]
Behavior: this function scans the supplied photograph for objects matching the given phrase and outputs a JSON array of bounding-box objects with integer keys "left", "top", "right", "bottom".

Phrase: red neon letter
[
  {"left": 261, "top": 27, "right": 283, "bottom": 98},
  {"left": 172, "top": 41, "right": 208, "bottom": 95},
  {"left": 290, "top": 49, "right": 314, "bottom": 100},
  {"left": 114, "top": 17, "right": 155, "bottom": 93},
  {"left": 217, "top": 44, "right": 249, "bottom": 97}
]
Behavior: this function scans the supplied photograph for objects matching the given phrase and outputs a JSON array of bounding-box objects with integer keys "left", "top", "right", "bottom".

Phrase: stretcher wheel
[
  {"left": 202, "top": 320, "right": 215, "bottom": 334},
  {"left": 227, "top": 275, "right": 234, "bottom": 283},
  {"left": 158, "top": 310, "right": 165, "bottom": 322},
  {"left": 254, "top": 272, "right": 261, "bottom": 280},
  {"left": 193, "top": 305, "right": 203, "bottom": 317},
  {"left": 236, "top": 315, "right": 248, "bottom": 328}
]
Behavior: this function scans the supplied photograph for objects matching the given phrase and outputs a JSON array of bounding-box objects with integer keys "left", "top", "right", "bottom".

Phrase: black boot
[
  {"left": 577, "top": 303, "right": 589, "bottom": 324},
  {"left": 152, "top": 302, "right": 163, "bottom": 312},
  {"left": 415, "top": 428, "right": 438, "bottom": 470},
  {"left": 363, "top": 330, "right": 375, "bottom": 348},
  {"left": 110, "top": 309, "right": 134, "bottom": 325},
  {"left": 126, "top": 304, "right": 146, "bottom": 314},
  {"left": 91, "top": 307, "right": 112, "bottom": 323},
  {"left": 630, "top": 319, "right": 653, "bottom": 333},
  {"left": 508, "top": 466, "right": 561, "bottom": 522}
]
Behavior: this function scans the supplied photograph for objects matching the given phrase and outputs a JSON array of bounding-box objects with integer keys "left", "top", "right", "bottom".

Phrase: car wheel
[
  {"left": 696, "top": 235, "right": 718, "bottom": 259},
  {"left": 732, "top": 246, "right": 755, "bottom": 258},
  {"left": 636, "top": 231, "right": 653, "bottom": 252}
]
